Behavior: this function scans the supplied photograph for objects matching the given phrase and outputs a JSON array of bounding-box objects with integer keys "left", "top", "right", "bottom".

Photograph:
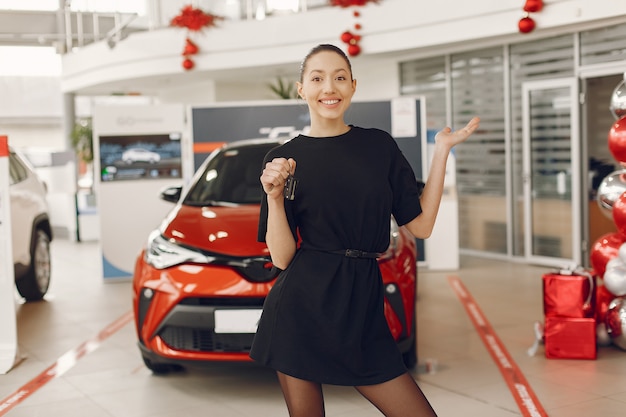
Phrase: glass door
[{"left": 522, "top": 78, "right": 582, "bottom": 266}]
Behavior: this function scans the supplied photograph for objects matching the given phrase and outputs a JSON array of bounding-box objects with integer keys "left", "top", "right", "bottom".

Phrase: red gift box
[
  {"left": 542, "top": 269, "right": 595, "bottom": 318},
  {"left": 544, "top": 316, "right": 597, "bottom": 359}
]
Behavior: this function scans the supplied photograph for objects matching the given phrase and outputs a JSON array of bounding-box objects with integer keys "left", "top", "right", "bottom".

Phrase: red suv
[{"left": 132, "top": 138, "right": 419, "bottom": 374}]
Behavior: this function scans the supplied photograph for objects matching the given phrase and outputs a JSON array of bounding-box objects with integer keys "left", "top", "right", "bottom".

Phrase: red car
[{"left": 132, "top": 138, "right": 419, "bottom": 374}]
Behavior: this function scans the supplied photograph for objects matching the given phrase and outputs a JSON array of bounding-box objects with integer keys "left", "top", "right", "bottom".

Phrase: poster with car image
[
  {"left": 99, "top": 132, "right": 182, "bottom": 181},
  {"left": 93, "top": 103, "right": 188, "bottom": 280}
]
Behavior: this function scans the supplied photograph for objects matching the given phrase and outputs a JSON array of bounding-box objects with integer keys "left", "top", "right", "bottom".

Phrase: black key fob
[{"left": 284, "top": 175, "right": 297, "bottom": 200}]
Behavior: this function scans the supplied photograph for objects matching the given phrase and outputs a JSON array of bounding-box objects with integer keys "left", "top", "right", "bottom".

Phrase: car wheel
[
  {"left": 142, "top": 355, "right": 184, "bottom": 375},
  {"left": 16, "top": 228, "right": 51, "bottom": 302}
]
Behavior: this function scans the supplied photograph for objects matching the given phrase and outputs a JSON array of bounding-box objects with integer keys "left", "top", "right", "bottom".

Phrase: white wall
[
  {"left": 351, "top": 57, "right": 401, "bottom": 102},
  {"left": 158, "top": 79, "right": 216, "bottom": 103},
  {"left": 0, "top": 76, "right": 65, "bottom": 149},
  {"left": 0, "top": 124, "right": 64, "bottom": 150}
]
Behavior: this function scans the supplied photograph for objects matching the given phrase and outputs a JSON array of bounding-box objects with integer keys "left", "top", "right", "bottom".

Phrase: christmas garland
[
  {"left": 331, "top": 0, "right": 381, "bottom": 56},
  {"left": 170, "top": 5, "right": 223, "bottom": 70}
]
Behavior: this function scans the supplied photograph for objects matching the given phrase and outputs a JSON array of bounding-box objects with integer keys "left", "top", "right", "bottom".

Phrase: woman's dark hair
[{"left": 299, "top": 44, "right": 353, "bottom": 83}]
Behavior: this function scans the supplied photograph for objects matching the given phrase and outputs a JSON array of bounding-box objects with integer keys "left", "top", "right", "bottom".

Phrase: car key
[{"left": 284, "top": 174, "right": 297, "bottom": 200}]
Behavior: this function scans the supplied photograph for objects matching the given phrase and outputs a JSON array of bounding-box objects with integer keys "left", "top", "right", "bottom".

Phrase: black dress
[{"left": 249, "top": 126, "right": 422, "bottom": 386}]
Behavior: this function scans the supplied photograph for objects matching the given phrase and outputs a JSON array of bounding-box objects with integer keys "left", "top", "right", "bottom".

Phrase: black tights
[{"left": 276, "top": 371, "right": 437, "bottom": 417}]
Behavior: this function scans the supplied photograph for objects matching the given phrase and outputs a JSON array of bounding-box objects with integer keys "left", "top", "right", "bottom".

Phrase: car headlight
[{"left": 144, "top": 229, "right": 210, "bottom": 269}]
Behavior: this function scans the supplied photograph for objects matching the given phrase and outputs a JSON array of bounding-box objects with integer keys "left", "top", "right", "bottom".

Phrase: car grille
[
  {"left": 159, "top": 326, "right": 254, "bottom": 352},
  {"left": 156, "top": 297, "right": 265, "bottom": 353}
]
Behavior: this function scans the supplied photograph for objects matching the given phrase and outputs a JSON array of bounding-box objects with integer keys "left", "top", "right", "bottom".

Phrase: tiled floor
[{"left": 2, "top": 238, "right": 626, "bottom": 416}]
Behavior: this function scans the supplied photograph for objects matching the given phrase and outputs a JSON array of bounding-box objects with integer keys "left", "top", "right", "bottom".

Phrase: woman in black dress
[{"left": 250, "top": 43, "right": 480, "bottom": 417}]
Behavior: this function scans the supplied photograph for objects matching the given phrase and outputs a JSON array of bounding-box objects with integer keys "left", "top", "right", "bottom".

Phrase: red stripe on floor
[
  {"left": 447, "top": 276, "right": 548, "bottom": 417},
  {"left": 0, "top": 310, "right": 133, "bottom": 416}
]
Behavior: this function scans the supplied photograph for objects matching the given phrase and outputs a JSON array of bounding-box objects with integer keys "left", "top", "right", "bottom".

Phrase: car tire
[
  {"left": 142, "top": 355, "right": 184, "bottom": 375},
  {"left": 15, "top": 228, "right": 51, "bottom": 302}
]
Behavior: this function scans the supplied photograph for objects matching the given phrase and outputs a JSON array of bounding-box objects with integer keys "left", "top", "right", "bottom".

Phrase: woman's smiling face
[{"left": 297, "top": 50, "right": 356, "bottom": 124}]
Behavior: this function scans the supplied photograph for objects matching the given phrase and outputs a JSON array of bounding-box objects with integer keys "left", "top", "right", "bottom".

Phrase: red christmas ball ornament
[
  {"left": 347, "top": 43, "right": 361, "bottom": 57},
  {"left": 340, "top": 30, "right": 354, "bottom": 44},
  {"left": 608, "top": 116, "right": 626, "bottom": 164},
  {"left": 183, "top": 38, "right": 199, "bottom": 55},
  {"left": 518, "top": 15, "right": 536, "bottom": 33},
  {"left": 182, "top": 57, "right": 195, "bottom": 70},
  {"left": 523, "top": 0, "right": 544, "bottom": 13},
  {"left": 591, "top": 232, "right": 626, "bottom": 277}
]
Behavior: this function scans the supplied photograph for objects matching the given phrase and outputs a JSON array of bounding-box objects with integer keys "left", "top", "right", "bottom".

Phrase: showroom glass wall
[{"left": 400, "top": 22, "right": 626, "bottom": 265}]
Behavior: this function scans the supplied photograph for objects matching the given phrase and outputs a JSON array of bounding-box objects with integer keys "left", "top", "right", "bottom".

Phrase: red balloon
[
  {"left": 182, "top": 57, "right": 194, "bottom": 70},
  {"left": 347, "top": 43, "right": 361, "bottom": 57},
  {"left": 518, "top": 16, "right": 535, "bottom": 33},
  {"left": 597, "top": 284, "right": 617, "bottom": 324},
  {"left": 608, "top": 116, "right": 626, "bottom": 164},
  {"left": 523, "top": 0, "right": 544, "bottom": 13},
  {"left": 614, "top": 191, "right": 626, "bottom": 235},
  {"left": 590, "top": 232, "right": 626, "bottom": 277}
]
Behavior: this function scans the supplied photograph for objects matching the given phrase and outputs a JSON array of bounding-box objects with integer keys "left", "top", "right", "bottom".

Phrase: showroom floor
[{"left": 2, "top": 238, "right": 626, "bottom": 417}]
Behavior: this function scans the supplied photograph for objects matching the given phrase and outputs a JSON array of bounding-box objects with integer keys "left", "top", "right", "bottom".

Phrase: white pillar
[{"left": 0, "top": 135, "right": 18, "bottom": 374}]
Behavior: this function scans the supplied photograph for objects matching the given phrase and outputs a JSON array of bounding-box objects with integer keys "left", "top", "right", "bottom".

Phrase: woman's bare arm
[
  {"left": 405, "top": 117, "right": 480, "bottom": 239},
  {"left": 261, "top": 158, "right": 297, "bottom": 269}
]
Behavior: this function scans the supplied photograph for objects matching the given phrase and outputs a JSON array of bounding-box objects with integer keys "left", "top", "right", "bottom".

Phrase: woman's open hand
[
  {"left": 435, "top": 117, "right": 480, "bottom": 149},
  {"left": 261, "top": 157, "right": 297, "bottom": 200}
]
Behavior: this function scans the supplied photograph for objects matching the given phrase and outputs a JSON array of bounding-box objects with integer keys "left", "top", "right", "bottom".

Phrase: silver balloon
[
  {"left": 610, "top": 79, "right": 626, "bottom": 120},
  {"left": 606, "top": 255, "right": 624, "bottom": 271},
  {"left": 604, "top": 262, "right": 626, "bottom": 296},
  {"left": 619, "top": 243, "right": 626, "bottom": 263},
  {"left": 605, "top": 297, "right": 626, "bottom": 350},
  {"left": 597, "top": 169, "right": 626, "bottom": 218}
]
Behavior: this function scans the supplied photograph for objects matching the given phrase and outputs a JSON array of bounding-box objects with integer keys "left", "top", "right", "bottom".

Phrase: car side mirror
[{"left": 160, "top": 186, "right": 182, "bottom": 203}]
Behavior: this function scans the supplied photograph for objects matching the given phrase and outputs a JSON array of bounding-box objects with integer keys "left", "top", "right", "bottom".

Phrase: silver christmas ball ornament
[{"left": 605, "top": 297, "right": 626, "bottom": 351}]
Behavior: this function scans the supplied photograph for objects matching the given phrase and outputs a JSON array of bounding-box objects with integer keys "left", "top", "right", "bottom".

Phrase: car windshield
[{"left": 183, "top": 143, "right": 277, "bottom": 206}]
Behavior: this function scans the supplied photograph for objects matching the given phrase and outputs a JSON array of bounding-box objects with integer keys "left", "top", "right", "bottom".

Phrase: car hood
[{"left": 161, "top": 204, "right": 269, "bottom": 257}]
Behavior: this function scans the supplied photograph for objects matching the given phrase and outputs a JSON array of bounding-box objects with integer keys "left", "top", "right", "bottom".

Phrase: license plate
[{"left": 214, "top": 309, "right": 262, "bottom": 333}]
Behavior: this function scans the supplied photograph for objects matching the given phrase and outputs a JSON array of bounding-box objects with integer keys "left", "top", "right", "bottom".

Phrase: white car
[
  {"left": 9, "top": 148, "right": 53, "bottom": 301},
  {"left": 122, "top": 148, "right": 161, "bottom": 164}
]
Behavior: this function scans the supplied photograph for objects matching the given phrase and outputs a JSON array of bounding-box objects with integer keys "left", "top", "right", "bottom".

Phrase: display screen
[{"left": 99, "top": 133, "right": 182, "bottom": 182}]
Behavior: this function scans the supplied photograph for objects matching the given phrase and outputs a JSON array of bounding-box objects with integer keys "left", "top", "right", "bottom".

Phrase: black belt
[{"left": 329, "top": 249, "right": 382, "bottom": 259}]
